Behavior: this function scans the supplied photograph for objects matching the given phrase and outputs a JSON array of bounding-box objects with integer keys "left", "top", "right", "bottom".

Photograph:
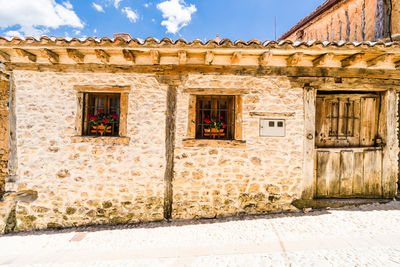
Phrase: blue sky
[{"left": 0, "top": 0, "right": 325, "bottom": 41}]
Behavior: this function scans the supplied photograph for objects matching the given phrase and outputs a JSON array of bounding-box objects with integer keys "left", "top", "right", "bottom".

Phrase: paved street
[{"left": 1, "top": 201, "right": 400, "bottom": 266}]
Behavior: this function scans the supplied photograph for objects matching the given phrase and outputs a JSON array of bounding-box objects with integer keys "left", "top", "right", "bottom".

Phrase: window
[
  {"left": 74, "top": 86, "right": 130, "bottom": 142},
  {"left": 82, "top": 93, "right": 120, "bottom": 136},
  {"left": 195, "top": 95, "right": 235, "bottom": 140},
  {"left": 316, "top": 93, "right": 380, "bottom": 148},
  {"left": 327, "top": 99, "right": 355, "bottom": 139}
]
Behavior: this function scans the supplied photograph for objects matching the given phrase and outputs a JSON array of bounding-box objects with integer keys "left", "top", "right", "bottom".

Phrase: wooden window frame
[
  {"left": 185, "top": 89, "right": 244, "bottom": 147},
  {"left": 74, "top": 86, "right": 130, "bottom": 138},
  {"left": 194, "top": 95, "right": 236, "bottom": 140}
]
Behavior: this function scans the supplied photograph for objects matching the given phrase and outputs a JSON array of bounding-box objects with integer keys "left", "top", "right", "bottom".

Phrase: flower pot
[
  {"left": 91, "top": 124, "right": 111, "bottom": 135},
  {"left": 204, "top": 128, "right": 225, "bottom": 137}
]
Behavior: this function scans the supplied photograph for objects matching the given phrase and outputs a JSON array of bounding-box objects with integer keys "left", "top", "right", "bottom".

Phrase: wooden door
[{"left": 315, "top": 93, "right": 383, "bottom": 198}]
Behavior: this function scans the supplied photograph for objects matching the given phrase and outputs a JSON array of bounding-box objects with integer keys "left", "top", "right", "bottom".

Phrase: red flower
[
  {"left": 223, "top": 125, "right": 226, "bottom": 129},
  {"left": 220, "top": 116, "right": 224, "bottom": 120},
  {"left": 102, "top": 118, "right": 109, "bottom": 124},
  {"left": 112, "top": 114, "right": 118, "bottom": 119},
  {"left": 88, "top": 114, "right": 92, "bottom": 120},
  {"left": 203, "top": 118, "right": 211, "bottom": 124},
  {"left": 97, "top": 109, "right": 103, "bottom": 113},
  {"left": 91, "top": 115, "right": 98, "bottom": 120}
]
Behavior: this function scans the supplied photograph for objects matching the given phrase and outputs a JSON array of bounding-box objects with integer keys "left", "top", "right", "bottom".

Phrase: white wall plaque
[{"left": 260, "top": 119, "right": 285, "bottom": 137}]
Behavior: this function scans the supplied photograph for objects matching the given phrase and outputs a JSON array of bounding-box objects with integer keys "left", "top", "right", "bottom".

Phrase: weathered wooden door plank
[
  {"left": 352, "top": 151, "right": 364, "bottom": 196},
  {"left": 360, "top": 97, "right": 378, "bottom": 146},
  {"left": 363, "top": 149, "right": 382, "bottom": 197},
  {"left": 339, "top": 150, "right": 353, "bottom": 196},
  {"left": 316, "top": 151, "right": 329, "bottom": 197}
]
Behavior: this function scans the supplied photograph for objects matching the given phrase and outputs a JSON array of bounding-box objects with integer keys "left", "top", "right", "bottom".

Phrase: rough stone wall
[
  {"left": 172, "top": 75, "right": 304, "bottom": 219},
  {"left": 286, "top": 0, "right": 378, "bottom": 42},
  {"left": 0, "top": 78, "right": 9, "bottom": 192},
  {"left": 5, "top": 71, "right": 167, "bottom": 231},
  {"left": 1, "top": 71, "right": 306, "bottom": 232}
]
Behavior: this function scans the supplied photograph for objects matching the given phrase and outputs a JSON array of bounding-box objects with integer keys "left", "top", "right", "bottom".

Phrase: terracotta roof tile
[{"left": 0, "top": 36, "right": 398, "bottom": 49}]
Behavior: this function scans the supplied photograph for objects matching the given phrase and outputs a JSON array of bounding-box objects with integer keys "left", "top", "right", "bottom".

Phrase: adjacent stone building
[
  {"left": 280, "top": 0, "right": 400, "bottom": 42},
  {"left": 0, "top": 36, "right": 399, "bottom": 233}
]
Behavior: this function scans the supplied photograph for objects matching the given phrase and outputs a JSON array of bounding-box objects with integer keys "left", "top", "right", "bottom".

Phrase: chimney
[
  {"left": 113, "top": 33, "right": 132, "bottom": 41},
  {"left": 215, "top": 34, "right": 221, "bottom": 43}
]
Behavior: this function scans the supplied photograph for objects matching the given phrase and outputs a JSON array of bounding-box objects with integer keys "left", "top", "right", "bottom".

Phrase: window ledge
[
  {"left": 182, "top": 139, "right": 246, "bottom": 148},
  {"left": 71, "top": 136, "right": 130, "bottom": 145}
]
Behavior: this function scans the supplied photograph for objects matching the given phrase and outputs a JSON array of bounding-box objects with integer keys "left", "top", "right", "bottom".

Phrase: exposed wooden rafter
[
  {"left": 41, "top": 49, "right": 59, "bottom": 64},
  {"left": 122, "top": 49, "right": 135, "bottom": 63},
  {"left": 367, "top": 53, "right": 393, "bottom": 67},
  {"left": 231, "top": 52, "right": 242, "bottom": 64},
  {"left": 150, "top": 50, "right": 159, "bottom": 64},
  {"left": 312, "top": 53, "right": 334, "bottom": 67},
  {"left": 15, "top": 48, "right": 36, "bottom": 62},
  {"left": 205, "top": 51, "right": 214, "bottom": 64},
  {"left": 395, "top": 60, "right": 400, "bottom": 69},
  {"left": 0, "top": 50, "right": 10, "bottom": 62},
  {"left": 67, "top": 49, "right": 85, "bottom": 63},
  {"left": 341, "top": 53, "right": 364, "bottom": 68},
  {"left": 95, "top": 49, "right": 110, "bottom": 64},
  {"left": 259, "top": 52, "right": 272, "bottom": 66},
  {"left": 287, "top": 52, "right": 303, "bottom": 66},
  {"left": 178, "top": 50, "right": 187, "bottom": 64}
]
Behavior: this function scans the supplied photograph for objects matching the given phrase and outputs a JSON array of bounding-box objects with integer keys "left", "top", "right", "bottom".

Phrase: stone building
[
  {"left": 280, "top": 0, "right": 400, "bottom": 42},
  {"left": 0, "top": 36, "right": 399, "bottom": 233}
]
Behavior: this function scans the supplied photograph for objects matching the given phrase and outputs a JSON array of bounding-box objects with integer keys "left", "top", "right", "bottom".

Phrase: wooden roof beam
[
  {"left": 67, "top": 49, "right": 84, "bottom": 63},
  {"left": 95, "top": 49, "right": 110, "bottom": 64},
  {"left": 150, "top": 50, "right": 160, "bottom": 64},
  {"left": 15, "top": 48, "right": 36, "bottom": 62},
  {"left": 367, "top": 53, "right": 393, "bottom": 67},
  {"left": 259, "top": 52, "right": 272, "bottom": 66},
  {"left": 287, "top": 52, "right": 303, "bottom": 66},
  {"left": 178, "top": 50, "right": 187, "bottom": 64},
  {"left": 231, "top": 52, "right": 242, "bottom": 64},
  {"left": 41, "top": 49, "right": 59, "bottom": 64},
  {"left": 395, "top": 60, "right": 400, "bottom": 69},
  {"left": 312, "top": 53, "right": 334, "bottom": 67},
  {"left": 122, "top": 49, "right": 135, "bottom": 63},
  {"left": 0, "top": 50, "right": 10, "bottom": 62},
  {"left": 341, "top": 53, "right": 364, "bottom": 68},
  {"left": 205, "top": 51, "right": 214, "bottom": 64}
]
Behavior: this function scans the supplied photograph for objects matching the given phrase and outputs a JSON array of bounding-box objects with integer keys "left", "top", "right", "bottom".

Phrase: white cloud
[
  {"left": 113, "top": 0, "right": 122, "bottom": 8},
  {"left": 121, "top": 7, "right": 139, "bottom": 23},
  {"left": 0, "top": 0, "right": 83, "bottom": 37},
  {"left": 74, "top": 30, "right": 81, "bottom": 35},
  {"left": 94, "top": 28, "right": 97, "bottom": 33},
  {"left": 144, "top": 3, "right": 151, "bottom": 8},
  {"left": 63, "top": 1, "right": 73, "bottom": 9},
  {"left": 157, "top": 0, "right": 196, "bottom": 34},
  {"left": 92, "top": 2, "right": 105, "bottom": 12},
  {"left": 5, "top": 30, "right": 23, "bottom": 38}
]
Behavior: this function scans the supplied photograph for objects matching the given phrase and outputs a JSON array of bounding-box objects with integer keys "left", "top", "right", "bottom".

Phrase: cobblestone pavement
[{"left": 1, "top": 201, "right": 400, "bottom": 266}]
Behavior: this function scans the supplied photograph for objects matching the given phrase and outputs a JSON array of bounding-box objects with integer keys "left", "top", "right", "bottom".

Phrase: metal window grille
[
  {"left": 328, "top": 98, "right": 356, "bottom": 139},
  {"left": 195, "top": 95, "right": 235, "bottom": 140},
  {"left": 82, "top": 93, "right": 120, "bottom": 136}
]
